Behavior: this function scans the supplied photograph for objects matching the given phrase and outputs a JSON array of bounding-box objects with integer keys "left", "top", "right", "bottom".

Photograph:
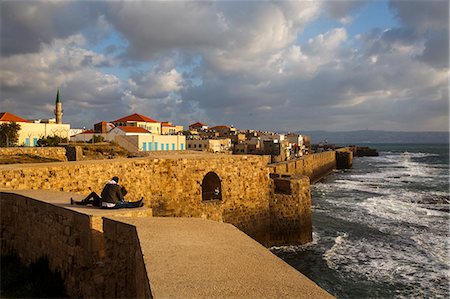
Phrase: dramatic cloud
[
  {"left": 0, "top": 1, "right": 104, "bottom": 56},
  {"left": 0, "top": 35, "right": 124, "bottom": 125},
  {"left": 1, "top": 0, "right": 448, "bottom": 131}
]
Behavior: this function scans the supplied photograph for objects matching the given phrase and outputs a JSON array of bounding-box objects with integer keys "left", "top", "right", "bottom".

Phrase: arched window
[{"left": 202, "top": 172, "right": 222, "bottom": 201}]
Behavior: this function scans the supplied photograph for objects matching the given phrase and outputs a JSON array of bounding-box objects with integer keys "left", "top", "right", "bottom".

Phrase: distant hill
[{"left": 295, "top": 130, "right": 449, "bottom": 144}]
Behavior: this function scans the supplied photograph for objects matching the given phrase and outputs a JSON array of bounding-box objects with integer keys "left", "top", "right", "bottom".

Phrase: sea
[{"left": 271, "top": 143, "right": 449, "bottom": 298}]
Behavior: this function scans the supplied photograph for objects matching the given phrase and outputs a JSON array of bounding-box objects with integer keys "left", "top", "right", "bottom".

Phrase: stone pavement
[{"left": 109, "top": 216, "right": 334, "bottom": 298}]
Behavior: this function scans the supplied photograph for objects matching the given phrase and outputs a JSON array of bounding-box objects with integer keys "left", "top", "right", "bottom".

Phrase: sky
[{"left": 1, "top": 0, "right": 449, "bottom": 132}]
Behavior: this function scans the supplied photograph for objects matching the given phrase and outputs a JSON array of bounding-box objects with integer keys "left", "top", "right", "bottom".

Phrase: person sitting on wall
[
  {"left": 70, "top": 177, "right": 143, "bottom": 209},
  {"left": 71, "top": 185, "right": 128, "bottom": 207}
]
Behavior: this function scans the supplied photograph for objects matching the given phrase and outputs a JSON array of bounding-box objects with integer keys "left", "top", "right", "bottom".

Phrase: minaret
[{"left": 54, "top": 89, "right": 63, "bottom": 124}]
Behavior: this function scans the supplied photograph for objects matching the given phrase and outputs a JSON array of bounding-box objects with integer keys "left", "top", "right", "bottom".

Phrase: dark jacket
[{"left": 101, "top": 183, "right": 125, "bottom": 204}]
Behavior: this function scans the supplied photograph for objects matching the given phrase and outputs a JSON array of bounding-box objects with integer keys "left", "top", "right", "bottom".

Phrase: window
[
  {"left": 188, "top": 144, "right": 191, "bottom": 148},
  {"left": 143, "top": 142, "right": 147, "bottom": 151},
  {"left": 172, "top": 143, "right": 175, "bottom": 150},
  {"left": 33, "top": 138, "right": 38, "bottom": 146},
  {"left": 202, "top": 172, "right": 222, "bottom": 201},
  {"left": 181, "top": 144, "right": 184, "bottom": 150},
  {"left": 155, "top": 142, "right": 158, "bottom": 150},
  {"left": 148, "top": 142, "right": 153, "bottom": 151},
  {"left": 25, "top": 138, "right": 30, "bottom": 146}
]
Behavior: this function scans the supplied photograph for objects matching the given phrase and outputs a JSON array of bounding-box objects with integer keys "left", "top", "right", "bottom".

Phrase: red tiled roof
[
  {"left": 0, "top": 112, "right": 30, "bottom": 123},
  {"left": 189, "top": 122, "right": 207, "bottom": 127},
  {"left": 161, "top": 122, "right": 175, "bottom": 127},
  {"left": 81, "top": 129, "right": 95, "bottom": 134},
  {"left": 118, "top": 126, "right": 150, "bottom": 133},
  {"left": 112, "top": 113, "right": 158, "bottom": 123}
]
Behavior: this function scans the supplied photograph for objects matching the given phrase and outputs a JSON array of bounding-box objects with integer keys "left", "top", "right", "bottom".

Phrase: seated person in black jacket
[{"left": 71, "top": 177, "right": 143, "bottom": 209}]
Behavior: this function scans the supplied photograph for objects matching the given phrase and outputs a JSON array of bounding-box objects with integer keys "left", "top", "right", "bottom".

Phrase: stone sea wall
[
  {"left": 268, "top": 151, "right": 337, "bottom": 183},
  {"left": 270, "top": 175, "right": 312, "bottom": 245},
  {"left": 0, "top": 151, "right": 343, "bottom": 247},
  {"left": 0, "top": 155, "right": 274, "bottom": 244}
]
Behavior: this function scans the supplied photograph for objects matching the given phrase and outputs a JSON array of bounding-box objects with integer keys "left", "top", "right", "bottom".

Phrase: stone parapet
[
  {"left": 268, "top": 151, "right": 337, "bottom": 183},
  {"left": 270, "top": 175, "right": 312, "bottom": 245},
  {"left": 1, "top": 191, "right": 333, "bottom": 298},
  {"left": 0, "top": 154, "right": 274, "bottom": 245},
  {"left": 0, "top": 191, "right": 152, "bottom": 298},
  {"left": 336, "top": 148, "right": 353, "bottom": 169}
]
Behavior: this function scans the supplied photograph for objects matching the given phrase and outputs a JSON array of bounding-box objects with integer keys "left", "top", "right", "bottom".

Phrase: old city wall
[
  {"left": 270, "top": 175, "right": 312, "bottom": 245},
  {"left": 0, "top": 155, "right": 274, "bottom": 245},
  {"left": 268, "top": 151, "right": 337, "bottom": 183},
  {"left": 0, "top": 192, "right": 151, "bottom": 298},
  {"left": 0, "top": 147, "right": 68, "bottom": 161}
]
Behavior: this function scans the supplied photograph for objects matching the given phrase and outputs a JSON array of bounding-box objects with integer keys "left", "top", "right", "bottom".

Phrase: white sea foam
[
  {"left": 322, "top": 236, "right": 449, "bottom": 296},
  {"left": 270, "top": 232, "right": 321, "bottom": 252},
  {"left": 311, "top": 146, "right": 449, "bottom": 298}
]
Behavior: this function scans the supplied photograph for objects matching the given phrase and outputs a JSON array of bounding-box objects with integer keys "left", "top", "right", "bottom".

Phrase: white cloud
[
  {"left": 128, "top": 68, "right": 184, "bottom": 99},
  {"left": 0, "top": 34, "right": 123, "bottom": 126},
  {"left": 1, "top": 1, "right": 448, "bottom": 131}
]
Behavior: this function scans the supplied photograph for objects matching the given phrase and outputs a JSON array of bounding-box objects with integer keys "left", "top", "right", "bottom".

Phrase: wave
[{"left": 322, "top": 235, "right": 449, "bottom": 297}]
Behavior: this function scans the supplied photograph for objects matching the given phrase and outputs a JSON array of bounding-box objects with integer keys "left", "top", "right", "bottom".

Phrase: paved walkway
[{"left": 110, "top": 216, "right": 333, "bottom": 298}]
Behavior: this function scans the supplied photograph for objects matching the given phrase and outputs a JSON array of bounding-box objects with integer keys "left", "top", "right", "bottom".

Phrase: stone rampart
[
  {"left": 0, "top": 147, "right": 68, "bottom": 161},
  {"left": 102, "top": 218, "right": 152, "bottom": 298},
  {"left": 0, "top": 191, "right": 152, "bottom": 298},
  {"left": 336, "top": 148, "right": 353, "bottom": 169},
  {"left": 1, "top": 191, "right": 333, "bottom": 298},
  {"left": 270, "top": 175, "right": 312, "bottom": 245},
  {"left": 0, "top": 155, "right": 274, "bottom": 245},
  {"left": 268, "top": 151, "right": 337, "bottom": 183}
]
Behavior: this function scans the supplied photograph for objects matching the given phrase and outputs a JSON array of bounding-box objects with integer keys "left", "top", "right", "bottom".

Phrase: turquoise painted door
[
  {"left": 33, "top": 138, "right": 38, "bottom": 146},
  {"left": 155, "top": 142, "right": 158, "bottom": 151},
  {"left": 143, "top": 142, "right": 147, "bottom": 151},
  {"left": 25, "top": 138, "right": 30, "bottom": 146},
  {"left": 172, "top": 143, "right": 175, "bottom": 150}
]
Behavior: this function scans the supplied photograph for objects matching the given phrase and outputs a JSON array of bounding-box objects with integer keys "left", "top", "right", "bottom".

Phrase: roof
[
  {"left": 117, "top": 126, "right": 150, "bottom": 133},
  {"left": 55, "top": 89, "right": 61, "bottom": 103},
  {"left": 161, "top": 122, "right": 175, "bottom": 128},
  {"left": 80, "top": 129, "right": 95, "bottom": 134},
  {"left": 112, "top": 113, "right": 158, "bottom": 123},
  {"left": 210, "top": 125, "right": 230, "bottom": 130},
  {"left": 0, "top": 112, "right": 30, "bottom": 123},
  {"left": 189, "top": 122, "right": 207, "bottom": 127}
]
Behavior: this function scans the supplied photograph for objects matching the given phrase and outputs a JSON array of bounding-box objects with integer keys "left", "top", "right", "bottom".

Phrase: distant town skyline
[{"left": 1, "top": 0, "right": 448, "bottom": 132}]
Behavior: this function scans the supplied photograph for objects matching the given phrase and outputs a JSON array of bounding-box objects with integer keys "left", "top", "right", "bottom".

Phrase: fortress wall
[
  {"left": 0, "top": 147, "right": 67, "bottom": 161},
  {"left": 0, "top": 193, "right": 97, "bottom": 297},
  {"left": 270, "top": 175, "right": 312, "bottom": 246},
  {"left": 103, "top": 218, "right": 152, "bottom": 298},
  {"left": 268, "top": 151, "right": 337, "bottom": 183},
  {"left": 0, "top": 192, "right": 151, "bottom": 298},
  {"left": 0, "top": 155, "right": 273, "bottom": 244}
]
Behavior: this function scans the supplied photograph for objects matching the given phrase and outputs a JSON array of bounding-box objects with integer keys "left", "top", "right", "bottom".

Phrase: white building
[
  {"left": 0, "top": 112, "right": 70, "bottom": 146},
  {"left": 186, "top": 138, "right": 231, "bottom": 153}
]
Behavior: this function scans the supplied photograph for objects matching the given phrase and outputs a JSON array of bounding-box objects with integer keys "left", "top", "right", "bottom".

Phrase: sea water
[{"left": 271, "top": 144, "right": 449, "bottom": 298}]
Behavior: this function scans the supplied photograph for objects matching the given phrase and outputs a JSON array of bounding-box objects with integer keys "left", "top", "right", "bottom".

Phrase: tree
[
  {"left": 37, "top": 136, "right": 68, "bottom": 147},
  {"left": 0, "top": 122, "right": 21, "bottom": 147}
]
